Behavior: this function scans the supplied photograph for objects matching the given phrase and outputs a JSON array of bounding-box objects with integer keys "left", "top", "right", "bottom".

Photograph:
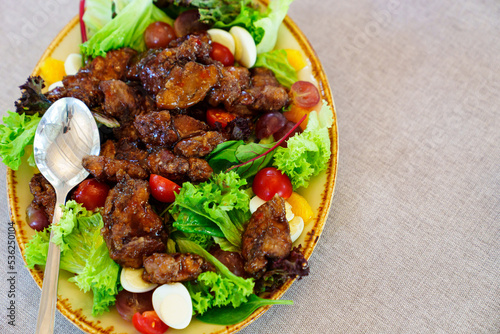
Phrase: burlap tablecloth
[{"left": 0, "top": 0, "right": 498, "bottom": 333}]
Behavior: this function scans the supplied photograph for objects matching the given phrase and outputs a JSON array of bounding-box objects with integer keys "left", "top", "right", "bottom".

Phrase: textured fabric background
[{"left": 0, "top": 0, "right": 499, "bottom": 333}]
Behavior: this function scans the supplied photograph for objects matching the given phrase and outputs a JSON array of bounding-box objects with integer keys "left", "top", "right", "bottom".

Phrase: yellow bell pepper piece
[
  {"left": 39, "top": 57, "right": 66, "bottom": 85},
  {"left": 287, "top": 192, "right": 313, "bottom": 222},
  {"left": 285, "top": 49, "right": 307, "bottom": 71}
]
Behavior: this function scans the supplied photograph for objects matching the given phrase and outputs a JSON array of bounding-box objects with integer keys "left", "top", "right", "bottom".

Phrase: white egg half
[
  {"left": 289, "top": 215, "right": 304, "bottom": 243},
  {"left": 48, "top": 81, "right": 64, "bottom": 91},
  {"left": 64, "top": 53, "right": 82, "bottom": 76},
  {"left": 208, "top": 28, "right": 236, "bottom": 55},
  {"left": 120, "top": 267, "right": 158, "bottom": 293},
  {"left": 249, "top": 196, "right": 295, "bottom": 221},
  {"left": 229, "top": 26, "right": 257, "bottom": 68},
  {"left": 152, "top": 283, "right": 193, "bottom": 330}
]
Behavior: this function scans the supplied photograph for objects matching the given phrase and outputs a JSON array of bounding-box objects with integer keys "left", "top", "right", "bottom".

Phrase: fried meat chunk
[
  {"left": 242, "top": 195, "right": 292, "bottom": 276},
  {"left": 246, "top": 67, "right": 290, "bottom": 112},
  {"left": 86, "top": 48, "right": 137, "bottom": 81},
  {"left": 62, "top": 48, "right": 136, "bottom": 108},
  {"left": 127, "top": 48, "right": 176, "bottom": 95},
  {"left": 134, "top": 111, "right": 210, "bottom": 148},
  {"left": 173, "top": 131, "right": 226, "bottom": 158},
  {"left": 142, "top": 253, "right": 214, "bottom": 284},
  {"left": 134, "top": 111, "right": 179, "bottom": 147},
  {"left": 29, "top": 173, "right": 56, "bottom": 222},
  {"left": 207, "top": 66, "right": 251, "bottom": 108},
  {"left": 99, "top": 79, "right": 139, "bottom": 118},
  {"left": 82, "top": 155, "right": 148, "bottom": 182},
  {"left": 156, "top": 62, "right": 219, "bottom": 109},
  {"left": 102, "top": 173, "right": 166, "bottom": 268}
]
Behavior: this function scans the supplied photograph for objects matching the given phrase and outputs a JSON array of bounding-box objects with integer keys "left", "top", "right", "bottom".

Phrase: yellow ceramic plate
[{"left": 7, "top": 2, "right": 338, "bottom": 333}]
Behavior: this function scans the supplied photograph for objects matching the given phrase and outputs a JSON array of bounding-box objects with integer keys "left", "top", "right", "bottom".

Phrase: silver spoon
[{"left": 33, "top": 97, "right": 100, "bottom": 334}]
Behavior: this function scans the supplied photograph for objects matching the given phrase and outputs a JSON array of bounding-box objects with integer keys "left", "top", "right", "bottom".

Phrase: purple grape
[
  {"left": 26, "top": 203, "right": 50, "bottom": 231},
  {"left": 255, "top": 111, "right": 287, "bottom": 139}
]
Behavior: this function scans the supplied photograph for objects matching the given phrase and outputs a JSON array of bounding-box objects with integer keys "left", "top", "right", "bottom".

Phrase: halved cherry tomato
[
  {"left": 290, "top": 81, "right": 320, "bottom": 108},
  {"left": 252, "top": 167, "right": 293, "bottom": 201},
  {"left": 206, "top": 108, "right": 236, "bottom": 128},
  {"left": 149, "top": 174, "right": 181, "bottom": 203},
  {"left": 132, "top": 311, "right": 169, "bottom": 334},
  {"left": 72, "top": 178, "right": 110, "bottom": 211},
  {"left": 210, "top": 42, "right": 235, "bottom": 66}
]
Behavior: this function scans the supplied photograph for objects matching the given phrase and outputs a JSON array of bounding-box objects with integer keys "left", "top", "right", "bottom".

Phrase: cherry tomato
[
  {"left": 290, "top": 81, "right": 320, "bottom": 108},
  {"left": 132, "top": 311, "right": 169, "bottom": 334},
  {"left": 206, "top": 108, "right": 236, "bottom": 128},
  {"left": 144, "top": 21, "right": 176, "bottom": 49},
  {"left": 252, "top": 167, "right": 293, "bottom": 201},
  {"left": 210, "top": 42, "right": 235, "bottom": 66},
  {"left": 72, "top": 179, "right": 110, "bottom": 211},
  {"left": 149, "top": 174, "right": 181, "bottom": 203}
]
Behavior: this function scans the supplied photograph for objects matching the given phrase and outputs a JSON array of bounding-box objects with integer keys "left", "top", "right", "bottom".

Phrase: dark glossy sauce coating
[
  {"left": 242, "top": 195, "right": 292, "bottom": 277},
  {"left": 102, "top": 172, "right": 166, "bottom": 268},
  {"left": 33, "top": 30, "right": 293, "bottom": 279}
]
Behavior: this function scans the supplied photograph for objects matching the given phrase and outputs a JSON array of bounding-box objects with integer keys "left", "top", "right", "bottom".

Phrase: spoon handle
[{"left": 35, "top": 195, "right": 64, "bottom": 334}]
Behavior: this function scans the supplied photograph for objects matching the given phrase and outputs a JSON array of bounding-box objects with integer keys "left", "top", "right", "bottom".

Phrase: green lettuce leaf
[
  {"left": 177, "top": 238, "right": 255, "bottom": 315},
  {"left": 255, "top": 0, "right": 294, "bottom": 54},
  {"left": 0, "top": 111, "right": 40, "bottom": 170},
  {"left": 206, "top": 140, "right": 275, "bottom": 179},
  {"left": 24, "top": 201, "right": 120, "bottom": 316},
  {"left": 273, "top": 100, "right": 334, "bottom": 189},
  {"left": 170, "top": 171, "right": 251, "bottom": 250},
  {"left": 82, "top": 0, "right": 114, "bottom": 38},
  {"left": 254, "top": 49, "right": 297, "bottom": 88},
  {"left": 81, "top": 0, "right": 173, "bottom": 58}
]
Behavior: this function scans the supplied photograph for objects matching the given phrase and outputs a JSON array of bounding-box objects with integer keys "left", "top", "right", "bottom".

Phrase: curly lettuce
[
  {"left": 177, "top": 239, "right": 255, "bottom": 314},
  {"left": 273, "top": 100, "right": 334, "bottom": 189},
  {"left": 170, "top": 171, "right": 251, "bottom": 251},
  {"left": 0, "top": 111, "right": 40, "bottom": 170},
  {"left": 24, "top": 201, "right": 120, "bottom": 316}
]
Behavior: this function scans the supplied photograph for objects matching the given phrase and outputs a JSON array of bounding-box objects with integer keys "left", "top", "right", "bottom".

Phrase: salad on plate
[{"left": 1, "top": 0, "right": 336, "bottom": 332}]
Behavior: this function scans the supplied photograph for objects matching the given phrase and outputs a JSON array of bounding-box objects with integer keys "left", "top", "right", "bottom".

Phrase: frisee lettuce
[
  {"left": 24, "top": 201, "right": 120, "bottom": 316},
  {"left": 273, "top": 100, "right": 334, "bottom": 189},
  {"left": 0, "top": 111, "right": 40, "bottom": 170},
  {"left": 254, "top": 49, "right": 297, "bottom": 88},
  {"left": 81, "top": 0, "right": 173, "bottom": 58}
]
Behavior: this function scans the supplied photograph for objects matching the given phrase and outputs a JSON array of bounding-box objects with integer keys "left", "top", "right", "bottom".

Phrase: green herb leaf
[{"left": 207, "top": 140, "right": 275, "bottom": 179}]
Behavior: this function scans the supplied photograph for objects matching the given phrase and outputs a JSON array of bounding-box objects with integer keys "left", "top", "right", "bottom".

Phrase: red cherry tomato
[
  {"left": 144, "top": 21, "right": 176, "bottom": 49},
  {"left": 290, "top": 81, "right": 321, "bottom": 108},
  {"left": 132, "top": 311, "right": 169, "bottom": 334},
  {"left": 206, "top": 108, "right": 236, "bottom": 128},
  {"left": 210, "top": 42, "right": 235, "bottom": 66},
  {"left": 72, "top": 179, "right": 110, "bottom": 211},
  {"left": 252, "top": 167, "right": 293, "bottom": 201},
  {"left": 149, "top": 174, "right": 181, "bottom": 203}
]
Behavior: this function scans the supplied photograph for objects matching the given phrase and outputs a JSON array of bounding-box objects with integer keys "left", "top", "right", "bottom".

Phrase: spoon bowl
[{"left": 33, "top": 97, "right": 100, "bottom": 334}]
